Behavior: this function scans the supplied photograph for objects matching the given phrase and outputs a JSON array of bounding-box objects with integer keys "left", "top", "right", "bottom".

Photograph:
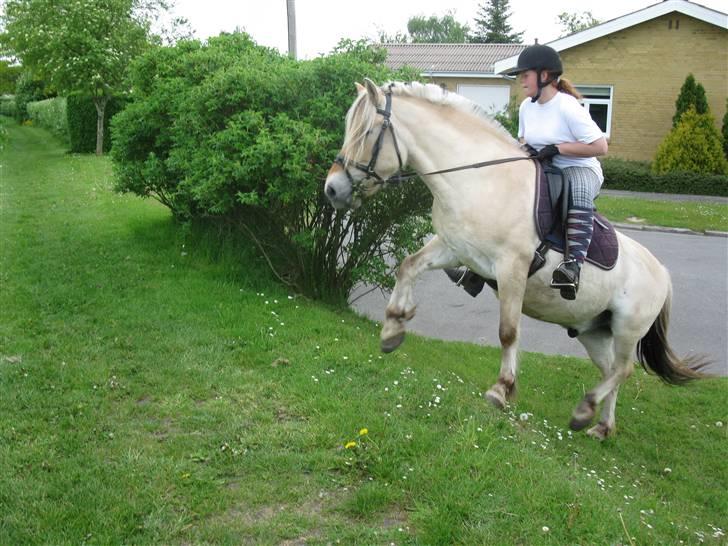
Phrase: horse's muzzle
[{"left": 324, "top": 169, "right": 355, "bottom": 210}]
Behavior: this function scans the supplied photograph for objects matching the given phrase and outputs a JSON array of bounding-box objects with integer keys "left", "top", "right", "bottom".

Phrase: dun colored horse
[{"left": 324, "top": 80, "right": 702, "bottom": 439}]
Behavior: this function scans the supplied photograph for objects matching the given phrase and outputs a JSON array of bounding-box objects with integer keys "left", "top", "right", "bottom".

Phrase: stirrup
[{"left": 551, "top": 260, "right": 579, "bottom": 300}]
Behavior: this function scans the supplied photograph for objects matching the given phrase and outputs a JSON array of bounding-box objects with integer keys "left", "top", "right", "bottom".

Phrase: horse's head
[{"left": 324, "top": 79, "right": 407, "bottom": 210}]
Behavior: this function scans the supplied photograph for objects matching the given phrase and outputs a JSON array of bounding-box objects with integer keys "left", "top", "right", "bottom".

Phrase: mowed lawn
[{"left": 1, "top": 121, "right": 726, "bottom": 545}]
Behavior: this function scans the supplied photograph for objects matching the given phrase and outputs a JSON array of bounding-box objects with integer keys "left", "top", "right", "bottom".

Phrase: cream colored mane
[{"left": 341, "top": 81, "right": 518, "bottom": 163}]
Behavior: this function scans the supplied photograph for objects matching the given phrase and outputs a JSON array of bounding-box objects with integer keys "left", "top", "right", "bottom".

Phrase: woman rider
[{"left": 446, "top": 44, "right": 608, "bottom": 300}]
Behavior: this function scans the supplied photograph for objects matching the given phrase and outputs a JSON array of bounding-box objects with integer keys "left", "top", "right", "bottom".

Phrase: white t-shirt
[{"left": 518, "top": 91, "right": 604, "bottom": 182}]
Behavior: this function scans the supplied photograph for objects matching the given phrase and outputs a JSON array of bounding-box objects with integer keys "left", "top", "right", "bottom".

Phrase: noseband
[{"left": 334, "top": 87, "right": 405, "bottom": 193}]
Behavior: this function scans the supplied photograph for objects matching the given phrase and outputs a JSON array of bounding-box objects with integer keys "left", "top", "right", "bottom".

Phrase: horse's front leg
[
  {"left": 485, "top": 256, "right": 530, "bottom": 409},
  {"left": 381, "top": 236, "right": 457, "bottom": 353}
]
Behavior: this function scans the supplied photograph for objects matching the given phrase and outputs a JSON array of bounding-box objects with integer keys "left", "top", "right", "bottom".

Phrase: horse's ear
[
  {"left": 364, "top": 78, "right": 382, "bottom": 106},
  {"left": 355, "top": 82, "right": 365, "bottom": 94}
]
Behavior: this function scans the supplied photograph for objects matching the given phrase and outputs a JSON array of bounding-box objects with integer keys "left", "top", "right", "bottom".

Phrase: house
[{"left": 384, "top": 0, "right": 728, "bottom": 162}]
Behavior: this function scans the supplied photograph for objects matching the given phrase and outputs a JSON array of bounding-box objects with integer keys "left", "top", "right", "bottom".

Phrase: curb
[{"left": 613, "top": 222, "right": 728, "bottom": 238}]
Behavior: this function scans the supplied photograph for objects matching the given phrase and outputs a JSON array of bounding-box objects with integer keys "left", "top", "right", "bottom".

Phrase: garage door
[{"left": 456, "top": 84, "right": 511, "bottom": 114}]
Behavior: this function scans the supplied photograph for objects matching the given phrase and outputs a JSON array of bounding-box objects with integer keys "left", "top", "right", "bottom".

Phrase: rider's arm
[{"left": 555, "top": 137, "right": 608, "bottom": 158}]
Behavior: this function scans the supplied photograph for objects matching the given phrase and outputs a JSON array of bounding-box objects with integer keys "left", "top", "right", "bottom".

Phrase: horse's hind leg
[
  {"left": 485, "top": 258, "right": 529, "bottom": 409},
  {"left": 380, "top": 236, "right": 457, "bottom": 353},
  {"left": 571, "top": 331, "right": 637, "bottom": 436},
  {"left": 577, "top": 329, "right": 619, "bottom": 440}
]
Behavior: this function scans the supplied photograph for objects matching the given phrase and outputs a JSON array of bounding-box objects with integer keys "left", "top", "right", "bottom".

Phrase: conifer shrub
[
  {"left": 672, "top": 73, "right": 708, "bottom": 128},
  {"left": 653, "top": 108, "right": 728, "bottom": 176}
]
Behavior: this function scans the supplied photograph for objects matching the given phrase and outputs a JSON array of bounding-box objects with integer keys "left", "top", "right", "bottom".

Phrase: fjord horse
[{"left": 324, "top": 80, "right": 701, "bottom": 439}]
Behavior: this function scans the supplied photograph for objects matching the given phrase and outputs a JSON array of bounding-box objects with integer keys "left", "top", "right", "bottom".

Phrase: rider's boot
[
  {"left": 551, "top": 206, "right": 594, "bottom": 301},
  {"left": 444, "top": 268, "right": 486, "bottom": 298}
]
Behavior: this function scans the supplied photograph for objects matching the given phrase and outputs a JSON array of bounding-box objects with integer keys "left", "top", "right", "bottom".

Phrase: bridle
[
  {"left": 334, "top": 85, "right": 534, "bottom": 196},
  {"left": 334, "top": 86, "right": 405, "bottom": 193}
]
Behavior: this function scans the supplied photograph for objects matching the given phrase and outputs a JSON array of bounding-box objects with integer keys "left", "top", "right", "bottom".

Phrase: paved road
[{"left": 351, "top": 228, "right": 728, "bottom": 377}]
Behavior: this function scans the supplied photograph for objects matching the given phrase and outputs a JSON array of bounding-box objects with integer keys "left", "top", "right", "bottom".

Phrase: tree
[
  {"left": 722, "top": 99, "right": 728, "bottom": 160},
  {"left": 378, "top": 12, "right": 471, "bottom": 44},
  {"left": 407, "top": 12, "right": 471, "bottom": 43},
  {"left": 471, "top": 0, "right": 523, "bottom": 44},
  {"left": 557, "top": 11, "right": 601, "bottom": 36},
  {"left": 673, "top": 73, "right": 709, "bottom": 128},
  {"left": 1, "top": 0, "right": 166, "bottom": 154}
]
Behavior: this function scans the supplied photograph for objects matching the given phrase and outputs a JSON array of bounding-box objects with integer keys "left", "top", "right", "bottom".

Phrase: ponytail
[{"left": 556, "top": 77, "right": 582, "bottom": 100}]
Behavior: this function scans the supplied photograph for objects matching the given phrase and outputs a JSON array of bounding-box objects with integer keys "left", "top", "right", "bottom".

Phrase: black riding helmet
[{"left": 501, "top": 44, "right": 563, "bottom": 102}]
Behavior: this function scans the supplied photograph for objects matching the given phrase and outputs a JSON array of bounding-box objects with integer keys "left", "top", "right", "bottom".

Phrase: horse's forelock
[{"left": 341, "top": 92, "right": 377, "bottom": 163}]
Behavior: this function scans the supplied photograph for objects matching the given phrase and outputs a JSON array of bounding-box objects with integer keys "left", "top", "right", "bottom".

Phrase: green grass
[
  {"left": 597, "top": 195, "right": 728, "bottom": 233},
  {"left": 1, "top": 121, "right": 727, "bottom": 545}
]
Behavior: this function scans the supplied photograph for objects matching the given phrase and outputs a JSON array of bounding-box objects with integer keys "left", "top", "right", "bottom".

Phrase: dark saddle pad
[{"left": 533, "top": 160, "right": 618, "bottom": 270}]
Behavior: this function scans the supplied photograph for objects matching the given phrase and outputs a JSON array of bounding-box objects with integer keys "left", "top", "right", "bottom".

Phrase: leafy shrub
[
  {"left": 67, "top": 93, "right": 126, "bottom": 153},
  {"left": 14, "top": 71, "right": 49, "bottom": 122},
  {"left": 26, "top": 96, "right": 68, "bottom": 142},
  {"left": 0, "top": 95, "right": 16, "bottom": 117},
  {"left": 494, "top": 95, "right": 519, "bottom": 139},
  {"left": 722, "top": 98, "right": 728, "bottom": 160},
  {"left": 601, "top": 157, "right": 728, "bottom": 197},
  {"left": 672, "top": 74, "right": 708, "bottom": 128},
  {"left": 653, "top": 108, "right": 728, "bottom": 176},
  {"left": 112, "top": 33, "right": 427, "bottom": 303}
]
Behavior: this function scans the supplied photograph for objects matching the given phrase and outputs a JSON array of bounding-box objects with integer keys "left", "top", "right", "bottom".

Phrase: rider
[{"left": 446, "top": 44, "right": 608, "bottom": 300}]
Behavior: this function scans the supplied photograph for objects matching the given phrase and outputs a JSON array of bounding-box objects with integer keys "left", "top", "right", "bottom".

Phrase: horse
[{"left": 324, "top": 79, "right": 704, "bottom": 440}]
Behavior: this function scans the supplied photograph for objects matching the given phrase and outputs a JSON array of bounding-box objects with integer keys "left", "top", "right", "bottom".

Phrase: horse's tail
[{"left": 636, "top": 276, "right": 708, "bottom": 384}]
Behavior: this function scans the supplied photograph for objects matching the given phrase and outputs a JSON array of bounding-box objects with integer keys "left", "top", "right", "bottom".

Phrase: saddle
[{"left": 528, "top": 159, "right": 619, "bottom": 276}]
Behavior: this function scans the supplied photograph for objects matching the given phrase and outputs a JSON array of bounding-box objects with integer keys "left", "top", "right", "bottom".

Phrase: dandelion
[
  {"left": 344, "top": 441, "right": 357, "bottom": 449},
  {"left": 519, "top": 413, "right": 529, "bottom": 421},
  {"left": 359, "top": 428, "right": 368, "bottom": 436}
]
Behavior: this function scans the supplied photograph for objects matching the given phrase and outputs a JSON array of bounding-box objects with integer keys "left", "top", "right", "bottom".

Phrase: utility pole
[{"left": 286, "top": 0, "right": 297, "bottom": 59}]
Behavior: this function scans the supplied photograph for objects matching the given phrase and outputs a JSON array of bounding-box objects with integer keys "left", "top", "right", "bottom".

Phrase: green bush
[
  {"left": 67, "top": 94, "right": 126, "bottom": 153},
  {"left": 26, "top": 97, "right": 68, "bottom": 142},
  {"left": 112, "top": 33, "right": 427, "bottom": 303},
  {"left": 722, "top": 98, "right": 728, "bottom": 160},
  {"left": 601, "top": 157, "right": 728, "bottom": 197},
  {"left": 653, "top": 108, "right": 728, "bottom": 176},
  {"left": 14, "top": 71, "right": 49, "bottom": 122},
  {"left": 0, "top": 96, "right": 16, "bottom": 117}
]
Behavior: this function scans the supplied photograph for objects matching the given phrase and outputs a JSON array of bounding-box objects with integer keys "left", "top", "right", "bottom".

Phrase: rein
[{"left": 335, "top": 86, "right": 534, "bottom": 192}]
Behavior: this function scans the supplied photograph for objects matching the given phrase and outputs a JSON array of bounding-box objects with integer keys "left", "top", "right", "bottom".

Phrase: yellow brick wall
[{"left": 560, "top": 13, "right": 728, "bottom": 161}]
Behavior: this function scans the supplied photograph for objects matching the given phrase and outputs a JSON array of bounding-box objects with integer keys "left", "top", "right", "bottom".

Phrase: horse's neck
[{"left": 393, "top": 97, "right": 529, "bottom": 205}]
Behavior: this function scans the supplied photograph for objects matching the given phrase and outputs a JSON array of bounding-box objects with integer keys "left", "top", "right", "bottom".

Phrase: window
[
  {"left": 576, "top": 85, "right": 613, "bottom": 138},
  {"left": 457, "top": 84, "right": 511, "bottom": 114}
]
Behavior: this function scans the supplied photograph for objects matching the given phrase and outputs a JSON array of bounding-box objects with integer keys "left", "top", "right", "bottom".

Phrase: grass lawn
[
  {"left": 1, "top": 120, "right": 726, "bottom": 545},
  {"left": 597, "top": 195, "right": 728, "bottom": 233}
]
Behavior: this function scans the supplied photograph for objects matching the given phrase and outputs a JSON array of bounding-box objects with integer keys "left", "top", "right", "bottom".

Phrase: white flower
[
  {"left": 519, "top": 413, "right": 529, "bottom": 421},
  {"left": 716, "top": 421, "right": 724, "bottom": 427},
  {"left": 542, "top": 526, "right": 550, "bottom": 533}
]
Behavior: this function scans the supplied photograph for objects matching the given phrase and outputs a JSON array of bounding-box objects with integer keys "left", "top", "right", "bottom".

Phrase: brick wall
[{"left": 560, "top": 13, "right": 727, "bottom": 161}]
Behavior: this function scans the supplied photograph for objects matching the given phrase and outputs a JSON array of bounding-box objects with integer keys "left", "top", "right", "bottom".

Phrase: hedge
[
  {"left": 601, "top": 157, "right": 728, "bottom": 197},
  {"left": 67, "top": 93, "right": 126, "bottom": 153},
  {"left": 0, "top": 96, "right": 16, "bottom": 118},
  {"left": 26, "top": 97, "right": 68, "bottom": 143}
]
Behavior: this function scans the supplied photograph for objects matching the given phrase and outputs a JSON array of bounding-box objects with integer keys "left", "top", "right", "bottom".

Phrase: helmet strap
[{"left": 531, "top": 70, "right": 558, "bottom": 103}]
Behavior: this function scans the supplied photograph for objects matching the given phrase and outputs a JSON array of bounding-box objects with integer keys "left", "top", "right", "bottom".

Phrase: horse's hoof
[
  {"left": 569, "top": 395, "right": 596, "bottom": 431},
  {"left": 586, "top": 422, "right": 613, "bottom": 440},
  {"left": 485, "top": 389, "right": 506, "bottom": 410},
  {"left": 381, "top": 332, "right": 405, "bottom": 353}
]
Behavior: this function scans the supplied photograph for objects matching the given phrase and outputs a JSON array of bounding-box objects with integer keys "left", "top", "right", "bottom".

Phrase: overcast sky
[{"left": 170, "top": 0, "right": 727, "bottom": 59}]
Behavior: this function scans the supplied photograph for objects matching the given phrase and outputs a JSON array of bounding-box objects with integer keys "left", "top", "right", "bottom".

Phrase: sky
[{"left": 170, "top": 0, "right": 727, "bottom": 59}]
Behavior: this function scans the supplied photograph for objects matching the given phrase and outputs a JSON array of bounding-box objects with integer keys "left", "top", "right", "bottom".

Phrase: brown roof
[{"left": 383, "top": 43, "right": 527, "bottom": 75}]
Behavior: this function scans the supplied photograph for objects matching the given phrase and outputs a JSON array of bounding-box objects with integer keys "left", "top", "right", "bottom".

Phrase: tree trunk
[{"left": 93, "top": 96, "right": 108, "bottom": 156}]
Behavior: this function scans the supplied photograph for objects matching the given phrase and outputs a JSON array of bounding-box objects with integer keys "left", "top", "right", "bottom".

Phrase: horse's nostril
[{"left": 326, "top": 185, "right": 336, "bottom": 199}]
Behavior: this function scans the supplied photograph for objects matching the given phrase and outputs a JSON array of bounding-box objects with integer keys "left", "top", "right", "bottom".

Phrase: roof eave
[{"left": 493, "top": 0, "right": 728, "bottom": 74}]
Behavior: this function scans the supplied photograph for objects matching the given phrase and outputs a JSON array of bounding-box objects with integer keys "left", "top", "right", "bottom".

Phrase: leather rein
[{"left": 334, "top": 86, "right": 534, "bottom": 193}]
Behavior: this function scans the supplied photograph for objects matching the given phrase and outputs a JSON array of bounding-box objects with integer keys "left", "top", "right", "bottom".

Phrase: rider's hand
[
  {"left": 536, "top": 144, "right": 560, "bottom": 161},
  {"left": 521, "top": 143, "right": 539, "bottom": 157}
]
